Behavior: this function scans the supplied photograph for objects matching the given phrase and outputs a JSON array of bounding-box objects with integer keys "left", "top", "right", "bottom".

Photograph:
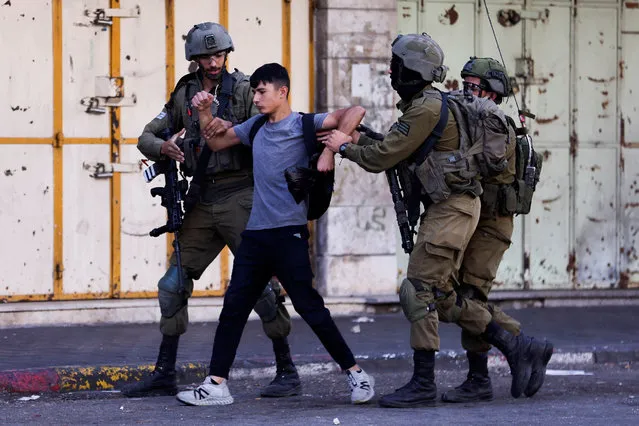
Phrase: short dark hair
[{"left": 250, "top": 63, "right": 290, "bottom": 94}]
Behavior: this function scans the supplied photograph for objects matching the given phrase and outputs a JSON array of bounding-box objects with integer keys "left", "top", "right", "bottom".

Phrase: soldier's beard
[{"left": 396, "top": 81, "right": 427, "bottom": 101}]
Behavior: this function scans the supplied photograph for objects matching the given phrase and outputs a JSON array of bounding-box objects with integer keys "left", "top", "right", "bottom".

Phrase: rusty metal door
[
  {"left": 0, "top": 0, "right": 313, "bottom": 303},
  {"left": 397, "top": 0, "right": 637, "bottom": 290}
]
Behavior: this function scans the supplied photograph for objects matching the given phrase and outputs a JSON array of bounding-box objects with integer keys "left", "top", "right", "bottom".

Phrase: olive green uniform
[
  {"left": 458, "top": 122, "right": 521, "bottom": 353},
  {"left": 344, "top": 86, "right": 494, "bottom": 351},
  {"left": 138, "top": 70, "right": 291, "bottom": 339}
]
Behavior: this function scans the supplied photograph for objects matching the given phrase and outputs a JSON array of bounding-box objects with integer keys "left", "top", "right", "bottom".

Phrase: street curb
[{"left": 1, "top": 349, "right": 636, "bottom": 395}]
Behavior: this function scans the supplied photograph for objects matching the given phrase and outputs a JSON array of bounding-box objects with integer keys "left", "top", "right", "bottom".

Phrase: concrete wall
[{"left": 314, "top": 0, "right": 399, "bottom": 296}]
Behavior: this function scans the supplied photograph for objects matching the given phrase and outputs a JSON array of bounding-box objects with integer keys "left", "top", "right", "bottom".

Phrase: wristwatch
[{"left": 339, "top": 142, "right": 349, "bottom": 156}]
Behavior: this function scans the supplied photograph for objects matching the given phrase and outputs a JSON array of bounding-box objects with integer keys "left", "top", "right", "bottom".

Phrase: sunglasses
[{"left": 462, "top": 81, "right": 486, "bottom": 94}]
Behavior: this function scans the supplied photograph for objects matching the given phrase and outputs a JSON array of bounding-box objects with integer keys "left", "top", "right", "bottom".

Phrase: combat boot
[
  {"left": 525, "top": 340, "right": 553, "bottom": 397},
  {"left": 260, "top": 337, "right": 301, "bottom": 397},
  {"left": 441, "top": 351, "right": 493, "bottom": 403},
  {"left": 481, "top": 321, "right": 549, "bottom": 399},
  {"left": 379, "top": 350, "right": 437, "bottom": 408},
  {"left": 121, "top": 335, "right": 179, "bottom": 397}
]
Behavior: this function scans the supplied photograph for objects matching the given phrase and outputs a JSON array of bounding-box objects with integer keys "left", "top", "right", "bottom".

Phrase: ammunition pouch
[
  {"left": 416, "top": 155, "right": 451, "bottom": 204},
  {"left": 481, "top": 181, "right": 535, "bottom": 217}
]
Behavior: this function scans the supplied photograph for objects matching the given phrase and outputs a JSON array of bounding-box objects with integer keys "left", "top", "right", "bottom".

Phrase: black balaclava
[{"left": 390, "top": 54, "right": 429, "bottom": 101}]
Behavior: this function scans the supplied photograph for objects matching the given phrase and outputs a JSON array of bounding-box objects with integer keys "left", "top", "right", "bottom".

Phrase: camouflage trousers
[
  {"left": 159, "top": 185, "right": 291, "bottom": 339},
  {"left": 458, "top": 214, "right": 521, "bottom": 352},
  {"left": 405, "top": 193, "right": 493, "bottom": 351}
]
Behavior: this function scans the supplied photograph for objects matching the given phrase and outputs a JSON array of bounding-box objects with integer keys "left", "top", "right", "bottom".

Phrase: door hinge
[
  {"left": 497, "top": 9, "right": 549, "bottom": 26},
  {"left": 53, "top": 132, "right": 64, "bottom": 148},
  {"left": 85, "top": 6, "right": 141, "bottom": 26},
  {"left": 86, "top": 161, "right": 144, "bottom": 179},
  {"left": 81, "top": 76, "right": 137, "bottom": 114}
]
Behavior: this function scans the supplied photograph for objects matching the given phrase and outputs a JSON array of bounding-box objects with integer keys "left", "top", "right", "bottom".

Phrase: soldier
[
  {"left": 440, "top": 57, "right": 553, "bottom": 403},
  {"left": 122, "top": 23, "right": 299, "bottom": 399},
  {"left": 321, "top": 33, "right": 552, "bottom": 407}
]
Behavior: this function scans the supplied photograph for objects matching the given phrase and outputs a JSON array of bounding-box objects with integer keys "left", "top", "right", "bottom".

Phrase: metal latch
[
  {"left": 85, "top": 6, "right": 141, "bottom": 26},
  {"left": 86, "top": 161, "right": 143, "bottom": 179},
  {"left": 81, "top": 76, "right": 137, "bottom": 114},
  {"left": 497, "top": 9, "right": 548, "bottom": 26}
]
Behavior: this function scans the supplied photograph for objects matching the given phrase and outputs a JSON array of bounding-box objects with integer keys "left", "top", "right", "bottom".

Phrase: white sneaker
[
  {"left": 346, "top": 369, "right": 375, "bottom": 404},
  {"left": 176, "top": 376, "right": 234, "bottom": 406}
]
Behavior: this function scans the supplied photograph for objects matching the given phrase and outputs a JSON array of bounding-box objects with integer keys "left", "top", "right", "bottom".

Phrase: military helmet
[
  {"left": 391, "top": 33, "right": 448, "bottom": 83},
  {"left": 185, "top": 22, "right": 234, "bottom": 61},
  {"left": 461, "top": 57, "right": 511, "bottom": 97}
]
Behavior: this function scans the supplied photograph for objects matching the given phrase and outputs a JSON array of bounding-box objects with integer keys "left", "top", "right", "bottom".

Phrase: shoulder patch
[
  {"left": 396, "top": 120, "right": 410, "bottom": 136},
  {"left": 155, "top": 111, "right": 166, "bottom": 120}
]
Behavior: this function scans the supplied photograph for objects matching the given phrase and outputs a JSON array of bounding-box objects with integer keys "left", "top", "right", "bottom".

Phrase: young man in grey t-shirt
[{"left": 176, "top": 63, "right": 375, "bottom": 407}]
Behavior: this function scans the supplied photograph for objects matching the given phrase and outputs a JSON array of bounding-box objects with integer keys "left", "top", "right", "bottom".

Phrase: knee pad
[
  {"left": 254, "top": 281, "right": 278, "bottom": 323},
  {"left": 399, "top": 278, "right": 436, "bottom": 323},
  {"left": 158, "top": 265, "right": 192, "bottom": 318},
  {"left": 435, "top": 290, "right": 463, "bottom": 324}
]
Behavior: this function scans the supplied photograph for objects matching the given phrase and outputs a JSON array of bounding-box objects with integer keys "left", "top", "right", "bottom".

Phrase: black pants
[{"left": 209, "top": 225, "right": 357, "bottom": 378}]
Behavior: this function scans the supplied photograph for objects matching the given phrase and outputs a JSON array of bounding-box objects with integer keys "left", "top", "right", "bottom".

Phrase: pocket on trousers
[
  {"left": 424, "top": 242, "right": 455, "bottom": 260},
  {"left": 422, "top": 196, "right": 477, "bottom": 252},
  {"left": 237, "top": 194, "right": 253, "bottom": 211}
]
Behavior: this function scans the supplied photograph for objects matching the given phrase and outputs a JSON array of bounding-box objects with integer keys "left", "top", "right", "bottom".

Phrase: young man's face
[
  {"left": 195, "top": 52, "right": 227, "bottom": 79},
  {"left": 463, "top": 76, "right": 497, "bottom": 102},
  {"left": 253, "top": 81, "right": 288, "bottom": 114}
]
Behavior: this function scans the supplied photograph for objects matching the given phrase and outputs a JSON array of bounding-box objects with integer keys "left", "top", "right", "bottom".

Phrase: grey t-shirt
[{"left": 234, "top": 112, "right": 328, "bottom": 230}]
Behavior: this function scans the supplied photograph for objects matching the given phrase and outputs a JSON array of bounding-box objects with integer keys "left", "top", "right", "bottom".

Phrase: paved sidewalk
[{"left": 1, "top": 306, "right": 638, "bottom": 393}]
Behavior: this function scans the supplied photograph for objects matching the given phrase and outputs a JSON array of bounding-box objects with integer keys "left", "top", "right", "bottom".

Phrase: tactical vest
[
  {"left": 177, "top": 71, "right": 252, "bottom": 177},
  {"left": 414, "top": 90, "right": 510, "bottom": 203}
]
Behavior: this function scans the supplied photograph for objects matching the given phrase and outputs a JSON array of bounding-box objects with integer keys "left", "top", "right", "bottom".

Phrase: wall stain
[
  {"left": 537, "top": 115, "right": 559, "bottom": 124},
  {"left": 440, "top": 5, "right": 458, "bottom": 25},
  {"left": 444, "top": 79, "right": 459, "bottom": 91},
  {"left": 587, "top": 76, "right": 615, "bottom": 83}
]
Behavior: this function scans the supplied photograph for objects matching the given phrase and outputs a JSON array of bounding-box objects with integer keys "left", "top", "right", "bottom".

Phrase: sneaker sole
[
  {"left": 176, "top": 395, "right": 234, "bottom": 406},
  {"left": 260, "top": 384, "right": 302, "bottom": 398}
]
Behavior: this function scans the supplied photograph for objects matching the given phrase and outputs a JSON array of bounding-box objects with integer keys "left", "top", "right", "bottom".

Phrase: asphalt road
[{"left": 1, "top": 363, "right": 637, "bottom": 425}]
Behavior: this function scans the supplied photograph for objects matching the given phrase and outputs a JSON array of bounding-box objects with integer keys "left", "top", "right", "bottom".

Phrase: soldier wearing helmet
[
  {"left": 460, "top": 56, "right": 512, "bottom": 104},
  {"left": 125, "top": 22, "right": 299, "bottom": 399},
  {"left": 322, "top": 34, "right": 550, "bottom": 408},
  {"left": 441, "top": 57, "right": 553, "bottom": 404}
]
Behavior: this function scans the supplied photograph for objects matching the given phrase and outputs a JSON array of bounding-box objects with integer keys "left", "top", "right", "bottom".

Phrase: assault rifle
[
  {"left": 142, "top": 132, "right": 189, "bottom": 293},
  {"left": 357, "top": 124, "right": 416, "bottom": 253},
  {"left": 386, "top": 166, "right": 415, "bottom": 254}
]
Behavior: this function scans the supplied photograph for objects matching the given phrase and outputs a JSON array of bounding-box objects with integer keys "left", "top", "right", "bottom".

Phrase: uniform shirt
[
  {"left": 234, "top": 112, "right": 328, "bottom": 230},
  {"left": 343, "top": 85, "right": 459, "bottom": 173}
]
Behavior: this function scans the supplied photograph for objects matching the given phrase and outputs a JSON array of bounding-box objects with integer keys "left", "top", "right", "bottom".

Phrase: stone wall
[{"left": 314, "top": 0, "right": 399, "bottom": 296}]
